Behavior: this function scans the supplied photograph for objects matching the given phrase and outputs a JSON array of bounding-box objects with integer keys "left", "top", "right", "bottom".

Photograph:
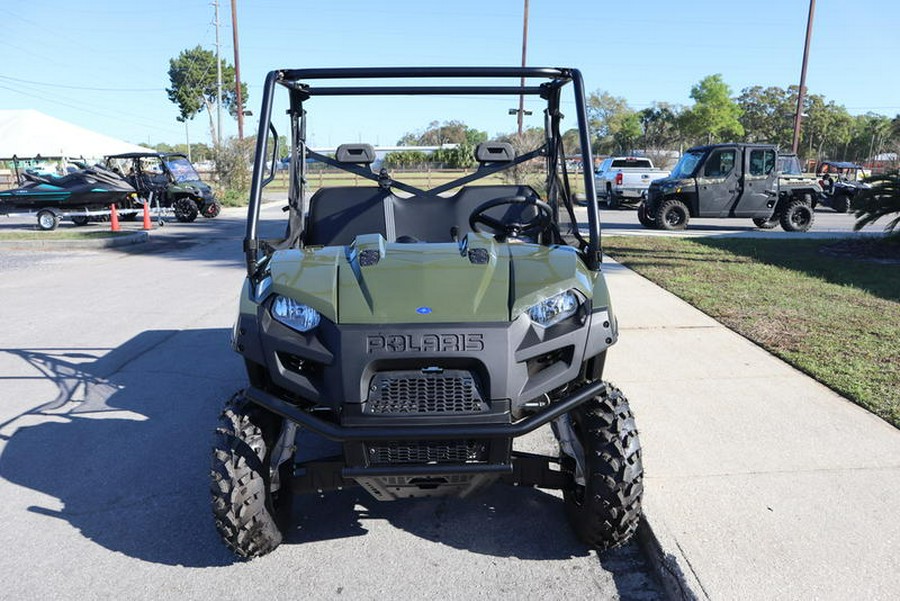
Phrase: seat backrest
[
  {"left": 304, "top": 187, "right": 389, "bottom": 246},
  {"left": 391, "top": 195, "right": 458, "bottom": 242}
]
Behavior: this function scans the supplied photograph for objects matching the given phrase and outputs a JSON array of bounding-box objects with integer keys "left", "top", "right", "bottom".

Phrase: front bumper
[
  {"left": 249, "top": 380, "right": 605, "bottom": 500},
  {"left": 245, "top": 379, "right": 606, "bottom": 441}
]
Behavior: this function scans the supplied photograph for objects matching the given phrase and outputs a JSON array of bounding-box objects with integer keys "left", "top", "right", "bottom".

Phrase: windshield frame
[
  {"left": 669, "top": 150, "right": 706, "bottom": 179},
  {"left": 163, "top": 156, "right": 202, "bottom": 183}
]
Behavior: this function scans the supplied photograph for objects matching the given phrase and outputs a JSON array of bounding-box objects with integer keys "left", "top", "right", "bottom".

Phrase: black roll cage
[
  {"left": 104, "top": 152, "right": 194, "bottom": 180},
  {"left": 244, "top": 67, "right": 601, "bottom": 278}
]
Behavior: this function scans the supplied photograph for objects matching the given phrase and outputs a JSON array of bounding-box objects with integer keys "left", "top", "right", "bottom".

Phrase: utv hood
[{"left": 267, "top": 233, "right": 593, "bottom": 324}]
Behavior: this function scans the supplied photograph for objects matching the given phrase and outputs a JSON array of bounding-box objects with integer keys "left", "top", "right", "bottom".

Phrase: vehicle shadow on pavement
[
  {"left": 282, "top": 487, "right": 658, "bottom": 592},
  {"left": 0, "top": 329, "right": 244, "bottom": 567},
  {"left": 107, "top": 212, "right": 286, "bottom": 267},
  {"left": 284, "top": 485, "right": 591, "bottom": 560}
]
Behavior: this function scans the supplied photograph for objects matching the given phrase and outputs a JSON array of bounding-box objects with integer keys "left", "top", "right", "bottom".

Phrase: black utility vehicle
[
  {"left": 638, "top": 143, "right": 821, "bottom": 231},
  {"left": 815, "top": 160, "right": 870, "bottom": 213},
  {"left": 211, "top": 67, "right": 643, "bottom": 558},
  {"left": 105, "top": 152, "right": 220, "bottom": 222}
]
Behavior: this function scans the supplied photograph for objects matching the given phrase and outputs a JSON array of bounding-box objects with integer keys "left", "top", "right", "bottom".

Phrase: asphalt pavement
[
  {"left": 0, "top": 201, "right": 895, "bottom": 600},
  {"left": 0, "top": 205, "right": 663, "bottom": 601}
]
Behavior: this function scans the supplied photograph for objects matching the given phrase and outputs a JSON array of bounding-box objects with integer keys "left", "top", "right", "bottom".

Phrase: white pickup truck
[{"left": 594, "top": 156, "right": 670, "bottom": 209}]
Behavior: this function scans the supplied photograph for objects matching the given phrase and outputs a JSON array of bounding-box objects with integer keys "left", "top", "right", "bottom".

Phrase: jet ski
[{"left": 0, "top": 164, "right": 136, "bottom": 230}]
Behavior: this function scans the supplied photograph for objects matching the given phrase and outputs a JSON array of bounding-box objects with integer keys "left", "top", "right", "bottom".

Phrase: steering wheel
[{"left": 468, "top": 196, "right": 553, "bottom": 240}]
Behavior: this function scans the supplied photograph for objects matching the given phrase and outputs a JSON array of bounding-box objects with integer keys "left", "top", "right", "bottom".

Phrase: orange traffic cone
[
  {"left": 142, "top": 199, "right": 151, "bottom": 230},
  {"left": 110, "top": 203, "right": 120, "bottom": 232}
]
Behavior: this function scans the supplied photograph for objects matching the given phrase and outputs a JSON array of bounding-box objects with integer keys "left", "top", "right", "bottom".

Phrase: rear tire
[
  {"left": 37, "top": 210, "right": 60, "bottom": 231},
  {"left": 780, "top": 200, "right": 815, "bottom": 232},
  {"left": 656, "top": 199, "right": 689, "bottom": 230},
  {"left": 71, "top": 215, "right": 90, "bottom": 226},
  {"left": 830, "top": 193, "right": 850, "bottom": 213},
  {"left": 211, "top": 392, "right": 292, "bottom": 559},
  {"left": 203, "top": 202, "right": 222, "bottom": 218},
  {"left": 174, "top": 197, "right": 199, "bottom": 222},
  {"left": 637, "top": 202, "right": 656, "bottom": 228},
  {"left": 752, "top": 216, "right": 778, "bottom": 230},
  {"left": 560, "top": 384, "right": 643, "bottom": 550},
  {"left": 607, "top": 185, "right": 619, "bottom": 210}
]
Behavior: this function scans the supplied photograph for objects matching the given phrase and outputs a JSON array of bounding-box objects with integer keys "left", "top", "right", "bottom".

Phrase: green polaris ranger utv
[{"left": 212, "top": 67, "right": 643, "bottom": 558}]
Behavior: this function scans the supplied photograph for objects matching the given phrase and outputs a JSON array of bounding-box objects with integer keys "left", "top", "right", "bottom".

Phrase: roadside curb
[
  {"left": 0, "top": 230, "right": 149, "bottom": 250},
  {"left": 637, "top": 514, "right": 707, "bottom": 601}
]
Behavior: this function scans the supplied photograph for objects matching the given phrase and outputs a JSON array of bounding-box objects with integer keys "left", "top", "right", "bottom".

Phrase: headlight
[
  {"left": 527, "top": 290, "right": 579, "bottom": 328},
  {"left": 271, "top": 295, "right": 320, "bottom": 332}
]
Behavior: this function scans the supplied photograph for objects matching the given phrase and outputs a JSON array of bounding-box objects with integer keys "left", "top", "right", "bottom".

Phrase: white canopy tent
[{"left": 0, "top": 109, "right": 151, "bottom": 160}]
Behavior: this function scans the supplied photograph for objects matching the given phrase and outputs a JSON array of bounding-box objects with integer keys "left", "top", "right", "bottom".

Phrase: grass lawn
[{"left": 603, "top": 236, "right": 900, "bottom": 428}]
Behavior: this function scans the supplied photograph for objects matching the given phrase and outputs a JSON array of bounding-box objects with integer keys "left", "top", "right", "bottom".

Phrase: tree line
[{"left": 586, "top": 74, "right": 898, "bottom": 167}]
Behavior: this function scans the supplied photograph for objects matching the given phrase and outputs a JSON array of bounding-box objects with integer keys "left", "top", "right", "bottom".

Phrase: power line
[
  {"left": 0, "top": 75, "right": 160, "bottom": 93},
  {"left": 0, "top": 84, "right": 181, "bottom": 137}
]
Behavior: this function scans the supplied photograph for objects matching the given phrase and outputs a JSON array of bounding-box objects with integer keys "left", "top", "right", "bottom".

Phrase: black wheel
[
  {"left": 607, "top": 185, "right": 619, "bottom": 210},
  {"left": 120, "top": 211, "right": 138, "bottom": 222},
  {"left": 637, "top": 202, "right": 656, "bottom": 228},
  {"left": 656, "top": 199, "right": 689, "bottom": 231},
  {"left": 202, "top": 201, "right": 222, "bottom": 218},
  {"left": 558, "top": 383, "right": 643, "bottom": 550},
  {"left": 211, "top": 392, "right": 293, "bottom": 559},
  {"left": 37, "top": 210, "right": 60, "bottom": 231},
  {"left": 780, "top": 199, "right": 815, "bottom": 232},
  {"left": 173, "top": 197, "right": 199, "bottom": 222},
  {"left": 830, "top": 193, "right": 850, "bottom": 213},
  {"left": 752, "top": 216, "right": 778, "bottom": 230},
  {"left": 71, "top": 215, "right": 90, "bottom": 226}
]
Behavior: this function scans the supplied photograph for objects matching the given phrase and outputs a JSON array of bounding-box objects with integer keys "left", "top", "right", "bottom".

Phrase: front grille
[
  {"left": 367, "top": 370, "right": 485, "bottom": 414},
  {"left": 367, "top": 440, "right": 488, "bottom": 465}
]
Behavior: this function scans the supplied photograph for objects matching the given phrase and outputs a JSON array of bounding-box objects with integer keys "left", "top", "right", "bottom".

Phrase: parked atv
[
  {"left": 104, "top": 152, "right": 220, "bottom": 222},
  {"left": 815, "top": 160, "right": 870, "bottom": 213},
  {"left": 212, "top": 67, "right": 643, "bottom": 558},
  {"left": 638, "top": 143, "right": 822, "bottom": 232}
]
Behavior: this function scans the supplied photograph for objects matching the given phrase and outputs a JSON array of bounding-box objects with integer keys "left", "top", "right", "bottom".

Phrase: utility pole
[
  {"left": 231, "top": 0, "right": 244, "bottom": 140},
  {"left": 214, "top": 0, "right": 223, "bottom": 148},
  {"left": 186, "top": 119, "right": 191, "bottom": 162},
  {"left": 517, "top": 0, "right": 529, "bottom": 136},
  {"left": 792, "top": 0, "right": 816, "bottom": 154}
]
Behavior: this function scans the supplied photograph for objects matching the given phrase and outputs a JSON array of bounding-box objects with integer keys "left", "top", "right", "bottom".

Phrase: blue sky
[{"left": 1, "top": 1, "right": 897, "bottom": 149}]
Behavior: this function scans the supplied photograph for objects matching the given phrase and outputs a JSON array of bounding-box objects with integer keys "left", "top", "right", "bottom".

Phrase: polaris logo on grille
[{"left": 366, "top": 333, "right": 484, "bottom": 353}]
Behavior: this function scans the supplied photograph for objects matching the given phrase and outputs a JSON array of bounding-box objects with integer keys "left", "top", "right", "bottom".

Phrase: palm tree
[{"left": 854, "top": 170, "right": 900, "bottom": 235}]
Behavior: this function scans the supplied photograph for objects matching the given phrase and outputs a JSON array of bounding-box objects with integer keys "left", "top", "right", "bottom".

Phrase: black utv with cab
[
  {"left": 638, "top": 143, "right": 821, "bottom": 232},
  {"left": 212, "top": 67, "right": 643, "bottom": 559}
]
